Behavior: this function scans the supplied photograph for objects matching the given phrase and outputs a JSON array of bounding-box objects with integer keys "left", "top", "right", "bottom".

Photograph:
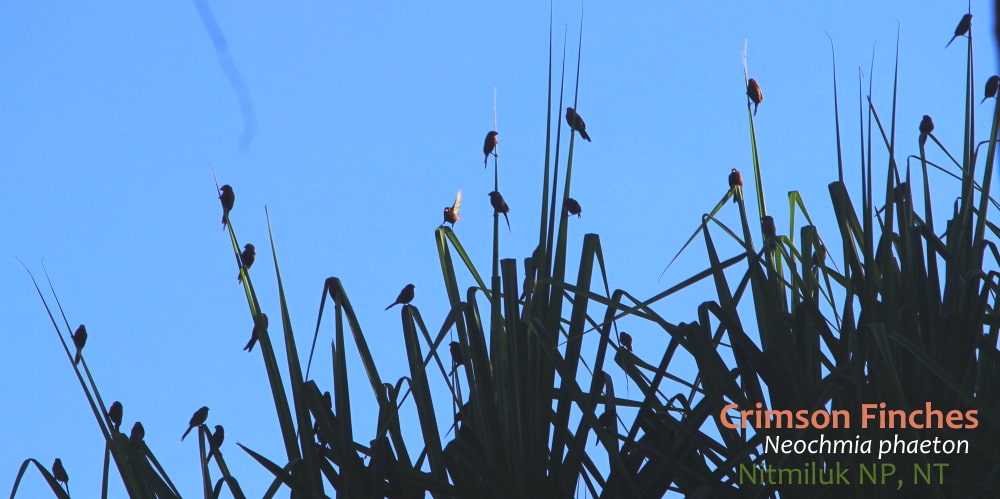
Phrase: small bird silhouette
[
  {"left": 449, "top": 341, "right": 464, "bottom": 368},
  {"left": 598, "top": 411, "right": 616, "bottom": 431},
  {"left": 565, "top": 198, "right": 582, "bottom": 218},
  {"left": 72, "top": 325, "right": 87, "bottom": 365},
  {"left": 108, "top": 401, "right": 123, "bottom": 432},
  {"left": 244, "top": 313, "right": 268, "bottom": 352},
  {"left": 946, "top": 14, "right": 972, "bottom": 48},
  {"left": 919, "top": 115, "right": 934, "bottom": 147},
  {"left": 619, "top": 332, "right": 633, "bottom": 352},
  {"left": 729, "top": 169, "right": 744, "bottom": 204},
  {"left": 565, "top": 107, "right": 592, "bottom": 141},
  {"left": 207, "top": 425, "right": 225, "bottom": 463},
  {"left": 488, "top": 191, "right": 511, "bottom": 231},
  {"left": 385, "top": 284, "right": 415, "bottom": 310},
  {"left": 520, "top": 257, "right": 536, "bottom": 300},
  {"left": 483, "top": 131, "right": 498, "bottom": 167},
  {"left": 52, "top": 458, "right": 68, "bottom": 490},
  {"left": 237, "top": 243, "right": 256, "bottom": 283},
  {"left": 219, "top": 185, "right": 235, "bottom": 229},
  {"left": 983, "top": 76, "right": 1000, "bottom": 104},
  {"left": 182, "top": 406, "right": 209, "bottom": 441},
  {"left": 746, "top": 79, "right": 763, "bottom": 116},
  {"left": 762, "top": 216, "right": 777, "bottom": 252},
  {"left": 129, "top": 422, "right": 145, "bottom": 445},
  {"left": 443, "top": 190, "right": 462, "bottom": 227}
]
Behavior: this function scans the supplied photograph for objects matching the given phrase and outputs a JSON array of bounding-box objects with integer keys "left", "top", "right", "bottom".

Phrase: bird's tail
[
  {"left": 385, "top": 302, "right": 396, "bottom": 310},
  {"left": 181, "top": 427, "right": 193, "bottom": 441},
  {"left": 244, "top": 335, "right": 257, "bottom": 352},
  {"left": 503, "top": 213, "right": 511, "bottom": 231},
  {"left": 580, "top": 131, "right": 591, "bottom": 142},
  {"left": 74, "top": 352, "right": 81, "bottom": 365}
]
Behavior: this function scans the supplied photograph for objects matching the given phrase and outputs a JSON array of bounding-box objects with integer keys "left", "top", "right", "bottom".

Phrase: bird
[
  {"left": 619, "top": 332, "right": 633, "bottom": 352},
  {"left": 207, "top": 425, "right": 225, "bottom": 463},
  {"left": 449, "top": 341, "right": 464, "bottom": 368},
  {"left": 983, "top": 76, "right": 1000, "bottom": 104},
  {"left": 746, "top": 79, "right": 763, "bottom": 116},
  {"left": 72, "top": 325, "right": 87, "bottom": 365},
  {"left": 219, "top": 184, "right": 235, "bottom": 229},
  {"left": 443, "top": 190, "right": 462, "bottom": 227},
  {"left": 946, "top": 14, "right": 972, "bottom": 48},
  {"left": 919, "top": 115, "right": 934, "bottom": 147},
  {"left": 598, "top": 411, "right": 615, "bottom": 431},
  {"left": 385, "top": 284, "right": 415, "bottom": 310},
  {"left": 565, "top": 198, "right": 582, "bottom": 218},
  {"left": 483, "top": 131, "right": 498, "bottom": 167},
  {"left": 52, "top": 458, "right": 68, "bottom": 490},
  {"left": 520, "top": 257, "right": 536, "bottom": 300},
  {"left": 729, "top": 168, "right": 744, "bottom": 204},
  {"left": 108, "top": 401, "right": 123, "bottom": 432},
  {"left": 488, "top": 191, "right": 511, "bottom": 231},
  {"left": 129, "top": 422, "right": 145, "bottom": 446},
  {"left": 237, "top": 243, "right": 256, "bottom": 283},
  {"left": 762, "top": 216, "right": 777, "bottom": 252},
  {"left": 565, "top": 107, "right": 592, "bottom": 141},
  {"left": 182, "top": 406, "right": 209, "bottom": 441},
  {"left": 244, "top": 313, "right": 268, "bottom": 352}
]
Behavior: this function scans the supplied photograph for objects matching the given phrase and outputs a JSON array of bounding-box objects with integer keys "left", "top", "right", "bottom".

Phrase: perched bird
[
  {"left": 565, "top": 107, "right": 592, "bottom": 141},
  {"left": 811, "top": 244, "right": 827, "bottom": 272},
  {"left": 598, "top": 411, "right": 615, "bottom": 431},
  {"left": 746, "top": 79, "right": 763, "bottom": 116},
  {"left": 237, "top": 243, "right": 256, "bottom": 283},
  {"left": 52, "top": 458, "right": 68, "bottom": 489},
  {"left": 488, "top": 191, "right": 511, "bottom": 231},
  {"left": 565, "top": 198, "right": 582, "bottom": 218},
  {"left": 108, "top": 401, "right": 123, "bottom": 432},
  {"left": 919, "top": 115, "right": 934, "bottom": 147},
  {"left": 207, "top": 425, "right": 225, "bottom": 463},
  {"left": 762, "top": 216, "right": 777, "bottom": 252},
  {"left": 130, "top": 422, "right": 145, "bottom": 445},
  {"left": 385, "top": 284, "right": 415, "bottom": 310},
  {"left": 946, "top": 14, "right": 972, "bottom": 48},
  {"left": 449, "top": 341, "right": 464, "bottom": 368},
  {"left": 983, "top": 76, "right": 1000, "bottom": 104},
  {"left": 323, "top": 391, "right": 333, "bottom": 410},
  {"left": 219, "top": 185, "right": 235, "bottom": 229},
  {"left": 72, "top": 325, "right": 87, "bottom": 365},
  {"left": 729, "top": 168, "right": 744, "bottom": 204},
  {"left": 182, "top": 406, "right": 209, "bottom": 441},
  {"left": 520, "top": 257, "right": 536, "bottom": 300},
  {"left": 443, "top": 190, "right": 462, "bottom": 227},
  {"left": 483, "top": 131, "right": 498, "bottom": 167},
  {"left": 619, "top": 332, "right": 633, "bottom": 353},
  {"left": 244, "top": 313, "right": 268, "bottom": 352}
]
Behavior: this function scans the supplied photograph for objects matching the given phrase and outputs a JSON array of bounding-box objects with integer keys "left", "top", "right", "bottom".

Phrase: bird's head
[
  {"left": 220, "top": 184, "right": 233, "bottom": 193},
  {"left": 244, "top": 243, "right": 255, "bottom": 252}
]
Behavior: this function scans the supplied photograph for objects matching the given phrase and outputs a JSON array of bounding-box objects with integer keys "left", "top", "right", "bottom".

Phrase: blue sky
[{"left": 2, "top": 1, "right": 997, "bottom": 496}]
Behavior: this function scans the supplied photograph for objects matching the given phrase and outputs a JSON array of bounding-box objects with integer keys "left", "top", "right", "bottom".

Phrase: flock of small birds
[{"left": 50, "top": 15, "right": 989, "bottom": 488}]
